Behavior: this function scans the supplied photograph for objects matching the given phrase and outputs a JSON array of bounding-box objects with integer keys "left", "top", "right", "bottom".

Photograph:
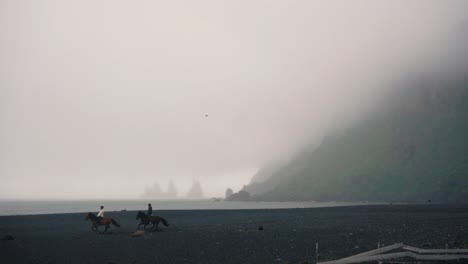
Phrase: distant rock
[
  {"left": 225, "top": 188, "right": 233, "bottom": 199},
  {"left": 142, "top": 179, "right": 178, "bottom": 199},
  {"left": 166, "top": 179, "right": 178, "bottom": 198},
  {"left": 142, "top": 182, "right": 164, "bottom": 198},
  {"left": 186, "top": 179, "right": 204, "bottom": 199},
  {"left": 226, "top": 190, "right": 251, "bottom": 201}
]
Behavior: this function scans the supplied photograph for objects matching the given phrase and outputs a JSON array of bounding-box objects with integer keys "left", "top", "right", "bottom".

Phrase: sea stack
[{"left": 186, "top": 179, "right": 204, "bottom": 199}]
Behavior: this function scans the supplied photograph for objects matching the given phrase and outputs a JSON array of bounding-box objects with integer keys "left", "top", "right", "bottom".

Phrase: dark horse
[
  {"left": 136, "top": 211, "right": 169, "bottom": 231},
  {"left": 86, "top": 212, "right": 121, "bottom": 233}
]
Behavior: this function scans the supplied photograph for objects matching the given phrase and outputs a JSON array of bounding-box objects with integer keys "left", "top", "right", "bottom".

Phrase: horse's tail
[
  {"left": 160, "top": 217, "right": 169, "bottom": 226},
  {"left": 111, "top": 219, "right": 121, "bottom": 228}
]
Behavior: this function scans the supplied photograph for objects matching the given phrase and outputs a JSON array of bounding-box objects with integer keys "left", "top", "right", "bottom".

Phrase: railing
[{"left": 317, "top": 243, "right": 468, "bottom": 264}]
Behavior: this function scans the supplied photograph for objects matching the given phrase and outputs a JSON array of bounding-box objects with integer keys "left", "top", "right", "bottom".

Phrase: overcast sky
[{"left": 1, "top": 0, "right": 468, "bottom": 199}]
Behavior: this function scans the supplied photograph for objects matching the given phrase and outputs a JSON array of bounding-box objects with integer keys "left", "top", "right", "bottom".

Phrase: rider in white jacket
[{"left": 97, "top": 205, "right": 104, "bottom": 224}]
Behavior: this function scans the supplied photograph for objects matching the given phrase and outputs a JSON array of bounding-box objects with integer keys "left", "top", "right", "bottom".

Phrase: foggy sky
[{"left": 2, "top": 0, "right": 468, "bottom": 199}]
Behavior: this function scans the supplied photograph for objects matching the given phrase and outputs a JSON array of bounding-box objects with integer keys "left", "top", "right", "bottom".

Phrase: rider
[
  {"left": 97, "top": 205, "right": 104, "bottom": 224},
  {"left": 147, "top": 203, "right": 152, "bottom": 217}
]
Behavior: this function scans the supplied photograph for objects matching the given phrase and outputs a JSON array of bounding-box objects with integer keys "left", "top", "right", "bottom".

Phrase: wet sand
[{"left": 1, "top": 205, "right": 468, "bottom": 264}]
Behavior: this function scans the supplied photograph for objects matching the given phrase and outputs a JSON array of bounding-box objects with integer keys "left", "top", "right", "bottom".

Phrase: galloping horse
[
  {"left": 136, "top": 211, "right": 169, "bottom": 231},
  {"left": 86, "top": 212, "right": 120, "bottom": 233}
]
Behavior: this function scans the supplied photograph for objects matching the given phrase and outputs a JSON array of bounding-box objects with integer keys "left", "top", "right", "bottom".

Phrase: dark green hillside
[{"left": 253, "top": 78, "right": 468, "bottom": 202}]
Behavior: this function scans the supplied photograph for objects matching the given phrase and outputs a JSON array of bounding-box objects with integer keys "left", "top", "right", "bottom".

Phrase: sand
[{"left": 1, "top": 205, "right": 468, "bottom": 264}]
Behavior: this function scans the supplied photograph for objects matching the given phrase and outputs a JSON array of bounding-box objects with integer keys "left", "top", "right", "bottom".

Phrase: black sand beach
[{"left": 1, "top": 205, "right": 468, "bottom": 264}]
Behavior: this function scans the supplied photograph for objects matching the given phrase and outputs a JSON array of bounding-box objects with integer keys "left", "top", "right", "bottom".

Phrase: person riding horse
[
  {"left": 86, "top": 211, "right": 120, "bottom": 233},
  {"left": 136, "top": 211, "right": 169, "bottom": 231}
]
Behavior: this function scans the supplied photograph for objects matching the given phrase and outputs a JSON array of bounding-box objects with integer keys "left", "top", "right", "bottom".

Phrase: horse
[
  {"left": 85, "top": 212, "right": 120, "bottom": 233},
  {"left": 136, "top": 211, "right": 169, "bottom": 231}
]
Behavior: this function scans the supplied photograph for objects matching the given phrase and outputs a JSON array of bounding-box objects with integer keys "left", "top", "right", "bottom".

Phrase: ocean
[{"left": 0, "top": 200, "right": 362, "bottom": 216}]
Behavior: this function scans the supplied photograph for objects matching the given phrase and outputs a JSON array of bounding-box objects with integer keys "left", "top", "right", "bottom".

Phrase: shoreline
[
  {"left": 0, "top": 202, "right": 440, "bottom": 218},
  {"left": 0, "top": 204, "right": 374, "bottom": 217},
  {"left": 0, "top": 200, "right": 367, "bottom": 217}
]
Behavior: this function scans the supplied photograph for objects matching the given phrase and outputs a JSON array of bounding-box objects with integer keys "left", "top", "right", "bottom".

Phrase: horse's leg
[
  {"left": 105, "top": 224, "right": 109, "bottom": 233},
  {"left": 138, "top": 223, "right": 143, "bottom": 230}
]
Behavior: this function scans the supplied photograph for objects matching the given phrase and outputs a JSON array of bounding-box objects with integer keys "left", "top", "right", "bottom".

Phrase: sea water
[{"left": 0, "top": 200, "right": 362, "bottom": 216}]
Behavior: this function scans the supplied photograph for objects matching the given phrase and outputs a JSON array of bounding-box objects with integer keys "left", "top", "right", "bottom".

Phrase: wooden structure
[{"left": 318, "top": 243, "right": 468, "bottom": 264}]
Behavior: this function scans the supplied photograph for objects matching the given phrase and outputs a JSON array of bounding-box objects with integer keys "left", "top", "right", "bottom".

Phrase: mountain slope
[{"left": 251, "top": 76, "right": 468, "bottom": 203}]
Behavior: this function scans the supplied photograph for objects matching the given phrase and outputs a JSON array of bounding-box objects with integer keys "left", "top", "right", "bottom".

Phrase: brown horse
[
  {"left": 86, "top": 212, "right": 120, "bottom": 233},
  {"left": 136, "top": 211, "right": 169, "bottom": 231}
]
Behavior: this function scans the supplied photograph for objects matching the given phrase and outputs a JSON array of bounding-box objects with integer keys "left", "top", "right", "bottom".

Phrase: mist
[{"left": 1, "top": 0, "right": 468, "bottom": 199}]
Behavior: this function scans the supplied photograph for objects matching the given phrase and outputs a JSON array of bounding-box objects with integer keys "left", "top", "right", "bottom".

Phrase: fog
[{"left": 1, "top": 0, "right": 468, "bottom": 199}]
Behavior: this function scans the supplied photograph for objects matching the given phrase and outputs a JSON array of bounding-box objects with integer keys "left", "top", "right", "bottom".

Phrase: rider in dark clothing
[{"left": 147, "top": 203, "right": 152, "bottom": 217}]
